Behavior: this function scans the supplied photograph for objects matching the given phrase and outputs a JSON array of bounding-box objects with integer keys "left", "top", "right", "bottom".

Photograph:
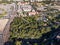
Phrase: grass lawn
[{"left": 0, "top": 10, "right": 7, "bottom": 18}]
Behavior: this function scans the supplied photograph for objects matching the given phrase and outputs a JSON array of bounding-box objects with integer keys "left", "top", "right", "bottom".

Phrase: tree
[{"left": 15, "top": 41, "right": 22, "bottom": 45}]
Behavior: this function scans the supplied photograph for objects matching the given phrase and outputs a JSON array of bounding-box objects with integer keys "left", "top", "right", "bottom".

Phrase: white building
[
  {"left": 13, "top": 0, "right": 23, "bottom": 2},
  {"left": 36, "top": 0, "right": 43, "bottom": 2},
  {"left": 23, "top": 8, "right": 31, "bottom": 12},
  {"left": 51, "top": 5, "right": 60, "bottom": 11},
  {"left": 17, "top": 2, "right": 30, "bottom": 10},
  {"left": 30, "top": 0, "right": 35, "bottom": 2},
  {"left": 22, "top": 5, "right": 32, "bottom": 12}
]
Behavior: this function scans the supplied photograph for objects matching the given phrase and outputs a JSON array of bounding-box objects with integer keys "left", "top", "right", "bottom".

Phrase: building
[
  {"left": 17, "top": 2, "right": 29, "bottom": 6},
  {"left": 17, "top": 2, "right": 30, "bottom": 10},
  {"left": 52, "top": 6, "right": 60, "bottom": 11},
  {"left": 24, "top": 0, "right": 29, "bottom": 2},
  {"left": 13, "top": 0, "right": 23, "bottom": 2},
  {"left": 36, "top": 0, "right": 43, "bottom": 2},
  {"left": 28, "top": 10, "right": 38, "bottom": 16},
  {"left": 0, "top": 19, "right": 10, "bottom": 45},
  {"left": 30, "top": 0, "right": 35, "bottom": 2},
  {"left": 37, "top": 6, "right": 47, "bottom": 11},
  {"left": 22, "top": 5, "right": 32, "bottom": 12}
]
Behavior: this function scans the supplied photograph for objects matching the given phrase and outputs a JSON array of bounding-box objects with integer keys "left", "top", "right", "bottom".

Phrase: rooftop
[{"left": 0, "top": 19, "right": 9, "bottom": 34}]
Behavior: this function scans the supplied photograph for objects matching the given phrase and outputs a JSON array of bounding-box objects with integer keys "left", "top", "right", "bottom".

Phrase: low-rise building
[
  {"left": 24, "top": 0, "right": 29, "bottom": 2},
  {"left": 28, "top": 11, "right": 38, "bottom": 16},
  {"left": 17, "top": 9, "right": 23, "bottom": 16},
  {"left": 13, "top": 0, "right": 23, "bottom": 2},
  {"left": 51, "top": 5, "right": 60, "bottom": 11},
  {"left": 17, "top": 2, "right": 30, "bottom": 12},
  {"left": 23, "top": 8, "right": 31, "bottom": 12},
  {"left": 36, "top": 0, "right": 43, "bottom": 2},
  {"left": 22, "top": 5, "right": 32, "bottom": 12},
  {"left": 37, "top": 6, "right": 47, "bottom": 11},
  {"left": 17, "top": 2, "right": 29, "bottom": 6},
  {"left": 30, "top": 0, "right": 35, "bottom": 2}
]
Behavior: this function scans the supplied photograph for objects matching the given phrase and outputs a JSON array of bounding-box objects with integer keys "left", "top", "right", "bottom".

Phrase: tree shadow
[{"left": 4, "top": 26, "right": 60, "bottom": 45}]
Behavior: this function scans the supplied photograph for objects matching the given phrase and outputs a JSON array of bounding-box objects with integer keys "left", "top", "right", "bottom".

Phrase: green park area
[
  {"left": 10, "top": 13, "right": 60, "bottom": 45},
  {"left": 0, "top": 8, "right": 7, "bottom": 18}
]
